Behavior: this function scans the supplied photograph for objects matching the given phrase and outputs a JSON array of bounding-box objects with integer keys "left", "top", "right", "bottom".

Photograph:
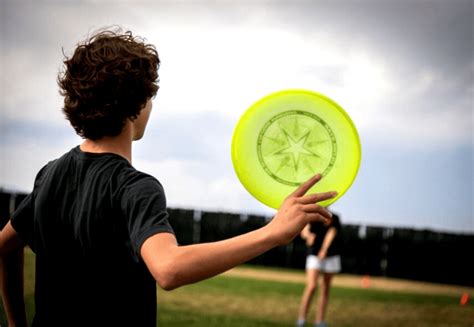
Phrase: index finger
[
  {"left": 299, "top": 191, "right": 338, "bottom": 204},
  {"left": 289, "top": 173, "right": 322, "bottom": 198}
]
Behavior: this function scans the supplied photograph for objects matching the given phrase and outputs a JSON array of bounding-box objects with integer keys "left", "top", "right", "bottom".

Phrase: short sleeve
[
  {"left": 10, "top": 165, "right": 48, "bottom": 244},
  {"left": 10, "top": 192, "right": 34, "bottom": 244},
  {"left": 120, "top": 174, "right": 174, "bottom": 261},
  {"left": 310, "top": 221, "right": 324, "bottom": 235}
]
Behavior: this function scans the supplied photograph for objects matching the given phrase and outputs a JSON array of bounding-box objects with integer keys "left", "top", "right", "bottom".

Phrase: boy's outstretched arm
[
  {"left": 141, "top": 174, "right": 336, "bottom": 291},
  {"left": 0, "top": 222, "right": 27, "bottom": 327}
]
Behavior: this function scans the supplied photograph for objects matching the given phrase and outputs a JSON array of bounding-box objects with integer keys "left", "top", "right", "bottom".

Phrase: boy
[{"left": 0, "top": 29, "right": 336, "bottom": 327}]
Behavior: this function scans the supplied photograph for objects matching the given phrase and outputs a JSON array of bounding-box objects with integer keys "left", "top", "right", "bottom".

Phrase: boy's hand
[{"left": 267, "top": 174, "right": 337, "bottom": 246}]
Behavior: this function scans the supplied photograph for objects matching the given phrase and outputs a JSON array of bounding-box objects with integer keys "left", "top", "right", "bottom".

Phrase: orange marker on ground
[
  {"left": 460, "top": 293, "right": 469, "bottom": 306},
  {"left": 361, "top": 275, "right": 371, "bottom": 288}
]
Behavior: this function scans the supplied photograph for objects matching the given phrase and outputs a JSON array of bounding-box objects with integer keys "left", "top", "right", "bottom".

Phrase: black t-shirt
[
  {"left": 308, "top": 213, "right": 342, "bottom": 256},
  {"left": 11, "top": 146, "right": 174, "bottom": 327}
]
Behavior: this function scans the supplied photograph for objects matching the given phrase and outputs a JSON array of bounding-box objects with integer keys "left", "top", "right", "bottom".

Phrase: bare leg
[
  {"left": 297, "top": 268, "right": 319, "bottom": 321},
  {"left": 315, "top": 273, "right": 334, "bottom": 324}
]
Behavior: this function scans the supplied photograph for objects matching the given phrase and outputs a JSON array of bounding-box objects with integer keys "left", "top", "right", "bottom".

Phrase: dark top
[
  {"left": 308, "top": 213, "right": 342, "bottom": 256},
  {"left": 11, "top": 146, "right": 174, "bottom": 327}
]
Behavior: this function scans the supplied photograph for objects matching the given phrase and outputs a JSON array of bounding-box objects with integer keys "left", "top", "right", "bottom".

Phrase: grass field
[{"left": 1, "top": 249, "right": 473, "bottom": 326}]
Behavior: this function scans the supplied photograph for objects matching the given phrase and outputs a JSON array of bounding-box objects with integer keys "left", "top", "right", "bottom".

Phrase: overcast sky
[{"left": 0, "top": 0, "right": 472, "bottom": 233}]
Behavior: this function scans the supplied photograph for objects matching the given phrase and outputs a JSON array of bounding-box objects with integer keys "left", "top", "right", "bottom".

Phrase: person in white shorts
[{"left": 296, "top": 211, "right": 342, "bottom": 327}]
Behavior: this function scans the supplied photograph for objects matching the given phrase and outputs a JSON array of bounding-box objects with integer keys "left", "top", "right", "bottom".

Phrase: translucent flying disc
[{"left": 231, "top": 89, "right": 361, "bottom": 209}]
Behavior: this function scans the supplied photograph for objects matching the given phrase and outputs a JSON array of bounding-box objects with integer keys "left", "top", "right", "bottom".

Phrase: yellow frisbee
[{"left": 231, "top": 89, "right": 361, "bottom": 209}]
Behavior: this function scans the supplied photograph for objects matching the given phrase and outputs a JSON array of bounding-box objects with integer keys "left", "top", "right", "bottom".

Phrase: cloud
[
  {"left": 3, "top": 1, "right": 471, "bottom": 149},
  {"left": 1, "top": 1, "right": 472, "bottom": 232},
  {"left": 0, "top": 137, "right": 80, "bottom": 192}
]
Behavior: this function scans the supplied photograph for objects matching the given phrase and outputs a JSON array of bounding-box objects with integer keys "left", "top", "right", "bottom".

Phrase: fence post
[{"left": 192, "top": 210, "right": 202, "bottom": 244}]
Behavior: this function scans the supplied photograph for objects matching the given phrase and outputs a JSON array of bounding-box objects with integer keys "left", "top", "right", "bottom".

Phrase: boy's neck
[{"left": 80, "top": 123, "right": 133, "bottom": 163}]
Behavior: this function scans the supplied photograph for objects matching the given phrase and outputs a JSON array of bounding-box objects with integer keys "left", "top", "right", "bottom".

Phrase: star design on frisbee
[
  {"left": 270, "top": 129, "right": 321, "bottom": 174},
  {"left": 257, "top": 110, "right": 337, "bottom": 186}
]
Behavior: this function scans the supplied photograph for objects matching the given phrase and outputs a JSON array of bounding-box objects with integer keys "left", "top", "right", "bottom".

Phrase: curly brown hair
[{"left": 58, "top": 29, "right": 160, "bottom": 140}]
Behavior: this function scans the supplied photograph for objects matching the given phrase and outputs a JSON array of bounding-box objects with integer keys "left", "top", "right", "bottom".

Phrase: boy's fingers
[
  {"left": 302, "top": 204, "right": 332, "bottom": 220},
  {"left": 299, "top": 191, "right": 338, "bottom": 204},
  {"left": 306, "top": 212, "right": 329, "bottom": 224},
  {"left": 290, "top": 173, "right": 322, "bottom": 198}
]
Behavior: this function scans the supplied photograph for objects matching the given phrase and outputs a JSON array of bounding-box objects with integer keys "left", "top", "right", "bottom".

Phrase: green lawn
[
  {"left": 156, "top": 275, "right": 472, "bottom": 327},
  {"left": 1, "top": 249, "right": 472, "bottom": 326}
]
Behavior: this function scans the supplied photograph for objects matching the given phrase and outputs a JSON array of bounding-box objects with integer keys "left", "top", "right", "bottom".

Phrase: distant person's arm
[
  {"left": 142, "top": 174, "right": 336, "bottom": 290},
  {"left": 0, "top": 221, "right": 27, "bottom": 327},
  {"left": 317, "top": 226, "right": 337, "bottom": 259},
  {"left": 300, "top": 224, "right": 316, "bottom": 247}
]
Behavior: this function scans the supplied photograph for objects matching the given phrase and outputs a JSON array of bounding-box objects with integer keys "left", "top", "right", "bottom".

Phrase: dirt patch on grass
[{"left": 222, "top": 266, "right": 473, "bottom": 296}]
